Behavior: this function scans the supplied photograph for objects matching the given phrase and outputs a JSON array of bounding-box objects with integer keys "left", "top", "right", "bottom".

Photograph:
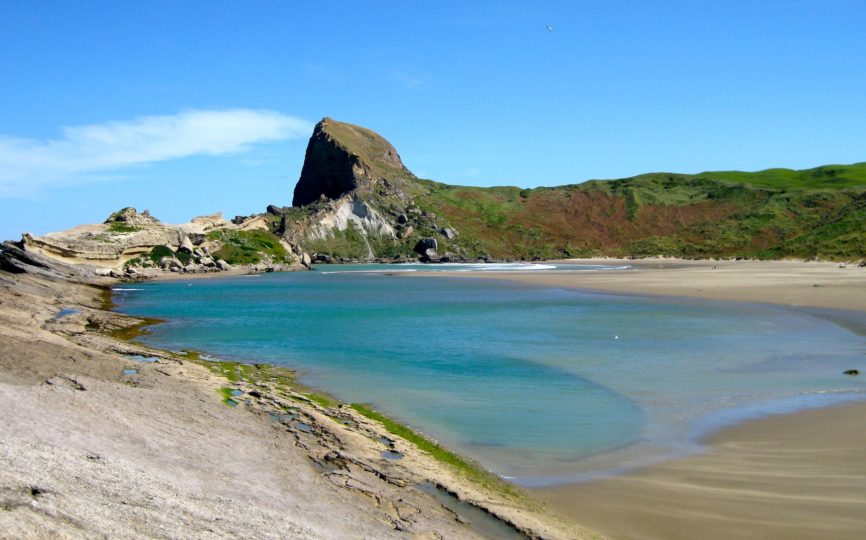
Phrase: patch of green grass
[
  {"left": 700, "top": 163, "right": 866, "bottom": 190},
  {"left": 123, "top": 256, "right": 144, "bottom": 269},
  {"left": 303, "top": 221, "right": 375, "bottom": 260},
  {"left": 175, "top": 250, "right": 192, "bottom": 265},
  {"left": 195, "top": 357, "right": 342, "bottom": 411},
  {"left": 203, "top": 359, "right": 241, "bottom": 381},
  {"left": 218, "top": 386, "right": 237, "bottom": 406},
  {"left": 304, "top": 392, "right": 335, "bottom": 408},
  {"left": 350, "top": 403, "right": 528, "bottom": 503},
  {"left": 403, "top": 162, "right": 866, "bottom": 260},
  {"left": 192, "top": 357, "right": 333, "bottom": 404},
  {"left": 148, "top": 245, "right": 175, "bottom": 264},
  {"left": 208, "top": 229, "right": 290, "bottom": 265},
  {"left": 107, "top": 221, "right": 141, "bottom": 233}
]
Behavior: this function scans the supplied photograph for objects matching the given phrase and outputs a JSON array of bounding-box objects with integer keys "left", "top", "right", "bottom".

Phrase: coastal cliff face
[
  {"left": 303, "top": 196, "right": 396, "bottom": 243},
  {"left": 270, "top": 118, "right": 459, "bottom": 262},
  {"left": 292, "top": 118, "right": 411, "bottom": 207}
]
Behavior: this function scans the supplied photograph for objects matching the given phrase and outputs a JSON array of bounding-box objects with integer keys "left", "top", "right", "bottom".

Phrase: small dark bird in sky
[{"left": 546, "top": 25, "right": 553, "bottom": 32}]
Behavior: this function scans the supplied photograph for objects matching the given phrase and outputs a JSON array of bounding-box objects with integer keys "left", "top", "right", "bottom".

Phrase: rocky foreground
[{"left": 0, "top": 244, "right": 588, "bottom": 539}]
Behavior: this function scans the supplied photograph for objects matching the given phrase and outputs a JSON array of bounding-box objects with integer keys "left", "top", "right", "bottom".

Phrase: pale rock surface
[
  {"left": 178, "top": 235, "right": 194, "bottom": 254},
  {"left": 305, "top": 196, "right": 395, "bottom": 241}
]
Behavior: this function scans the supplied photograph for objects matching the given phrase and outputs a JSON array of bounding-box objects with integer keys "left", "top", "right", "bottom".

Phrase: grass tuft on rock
[
  {"left": 208, "top": 229, "right": 290, "bottom": 265},
  {"left": 107, "top": 221, "right": 141, "bottom": 233},
  {"left": 350, "top": 403, "right": 529, "bottom": 503},
  {"left": 148, "top": 245, "right": 175, "bottom": 264}
]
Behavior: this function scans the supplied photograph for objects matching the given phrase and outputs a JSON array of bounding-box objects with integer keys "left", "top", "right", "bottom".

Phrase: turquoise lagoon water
[{"left": 113, "top": 263, "right": 866, "bottom": 485}]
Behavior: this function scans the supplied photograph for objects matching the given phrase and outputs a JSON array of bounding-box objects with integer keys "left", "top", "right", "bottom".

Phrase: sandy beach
[
  {"left": 427, "top": 258, "right": 866, "bottom": 539},
  {"left": 447, "top": 258, "right": 866, "bottom": 312},
  {"left": 536, "top": 401, "right": 866, "bottom": 540}
]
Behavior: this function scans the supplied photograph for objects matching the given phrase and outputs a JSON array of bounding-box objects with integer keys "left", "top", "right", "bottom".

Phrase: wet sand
[
  {"left": 535, "top": 401, "right": 866, "bottom": 540},
  {"left": 425, "top": 258, "right": 866, "bottom": 539}
]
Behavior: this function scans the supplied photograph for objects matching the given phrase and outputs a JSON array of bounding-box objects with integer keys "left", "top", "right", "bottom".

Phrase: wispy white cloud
[
  {"left": 391, "top": 68, "right": 431, "bottom": 89},
  {"left": 0, "top": 109, "right": 311, "bottom": 196}
]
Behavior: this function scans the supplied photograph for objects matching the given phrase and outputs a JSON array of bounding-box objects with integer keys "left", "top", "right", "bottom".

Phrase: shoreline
[
  {"left": 142, "top": 255, "right": 866, "bottom": 312},
  {"left": 413, "top": 257, "right": 866, "bottom": 312},
  {"left": 410, "top": 257, "right": 866, "bottom": 538},
  {"left": 533, "top": 399, "right": 866, "bottom": 540},
  {"left": 141, "top": 258, "right": 866, "bottom": 452},
  {"left": 0, "top": 256, "right": 588, "bottom": 538},
  {"left": 8, "top": 254, "right": 864, "bottom": 537},
  {"left": 134, "top": 260, "right": 866, "bottom": 479}
]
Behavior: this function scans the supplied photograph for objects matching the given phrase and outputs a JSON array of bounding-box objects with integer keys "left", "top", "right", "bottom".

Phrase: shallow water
[
  {"left": 51, "top": 308, "right": 80, "bottom": 320},
  {"left": 314, "top": 261, "right": 631, "bottom": 274},
  {"left": 416, "top": 483, "right": 528, "bottom": 540},
  {"left": 125, "top": 354, "right": 159, "bottom": 363},
  {"left": 114, "top": 265, "right": 866, "bottom": 484}
]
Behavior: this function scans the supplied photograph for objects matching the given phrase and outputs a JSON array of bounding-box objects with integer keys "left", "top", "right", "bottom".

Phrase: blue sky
[{"left": 1, "top": 1, "right": 864, "bottom": 240}]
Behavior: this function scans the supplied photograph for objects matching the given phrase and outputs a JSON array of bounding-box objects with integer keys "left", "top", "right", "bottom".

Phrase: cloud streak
[
  {"left": 0, "top": 109, "right": 311, "bottom": 196},
  {"left": 391, "top": 68, "right": 431, "bottom": 89}
]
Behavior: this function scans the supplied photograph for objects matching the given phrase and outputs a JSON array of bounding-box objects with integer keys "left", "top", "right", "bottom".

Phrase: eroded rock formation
[{"left": 292, "top": 118, "right": 412, "bottom": 207}]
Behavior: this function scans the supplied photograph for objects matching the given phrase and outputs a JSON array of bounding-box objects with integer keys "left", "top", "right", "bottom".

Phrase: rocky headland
[{"left": 273, "top": 118, "right": 866, "bottom": 264}]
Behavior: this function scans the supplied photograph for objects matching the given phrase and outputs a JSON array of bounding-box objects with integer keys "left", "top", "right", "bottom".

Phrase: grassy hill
[
  {"left": 406, "top": 167, "right": 866, "bottom": 260},
  {"left": 697, "top": 163, "right": 866, "bottom": 190},
  {"left": 286, "top": 119, "right": 866, "bottom": 261}
]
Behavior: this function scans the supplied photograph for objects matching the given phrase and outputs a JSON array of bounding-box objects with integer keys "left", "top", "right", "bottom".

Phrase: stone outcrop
[
  {"left": 292, "top": 118, "right": 412, "bottom": 207},
  {"left": 0, "top": 240, "right": 97, "bottom": 280},
  {"left": 282, "top": 118, "right": 463, "bottom": 262},
  {"left": 186, "top": 212, "right": 229, "bottom": 231},
  {"left": 105, "top": 207, "right": 160, "bottom": 226},
  {"left": 266, "top": 204, "right": 291, "bottom": 215},
  {"left": 21, "top": 208, "right": 247, "bottom": 273},
  {"left": 22, "top": 228, "right": 183, "bottom": 266},
  {"left": 305, "top": 196, "right": 396, "bottom": 241},
  {"left": 414, "top": 238, "right": 438, "bottom": 254}
]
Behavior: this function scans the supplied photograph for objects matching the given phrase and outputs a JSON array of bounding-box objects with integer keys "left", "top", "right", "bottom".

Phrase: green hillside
[
  {"left": 695, "top": 163, "right": 866, "bottom": 190},
  {"left": 407, "top": 167, "right": 866, "bottom": 260},
  {"left": 284, "top": 119, "right": 866, "bottom": 261}
]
